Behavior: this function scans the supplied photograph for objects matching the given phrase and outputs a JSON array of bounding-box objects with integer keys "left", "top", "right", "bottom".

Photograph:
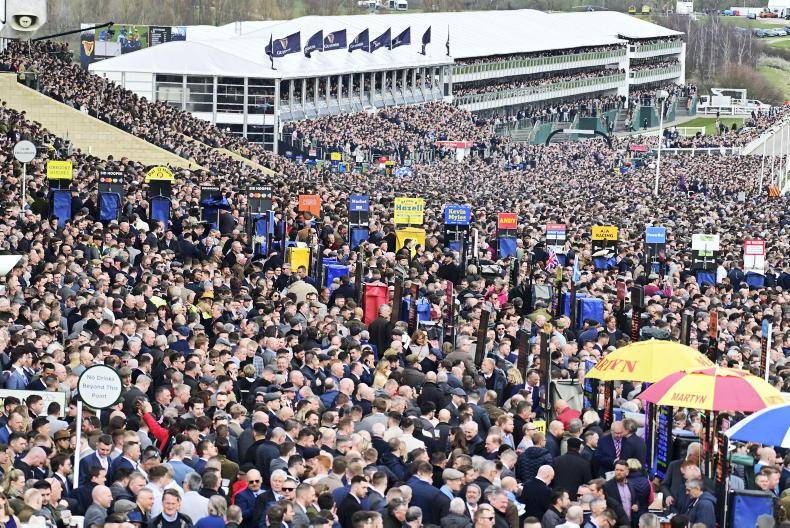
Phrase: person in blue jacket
[{"left": 684, "top": 479, "right": 717, "bottom": 528}]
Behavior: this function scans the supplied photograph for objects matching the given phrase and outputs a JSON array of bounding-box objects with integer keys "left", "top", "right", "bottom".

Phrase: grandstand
[{"left": 89, "top": 9, "right": 685, "bottom": 152}]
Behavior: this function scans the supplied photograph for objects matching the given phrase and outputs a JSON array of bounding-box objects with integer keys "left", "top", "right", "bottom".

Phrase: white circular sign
[
  {"left": 12, "top": 141, "right": 36, "bottom": 163},
  {"left": 78, "top": 365, "right": 123, "bottom": 409}
]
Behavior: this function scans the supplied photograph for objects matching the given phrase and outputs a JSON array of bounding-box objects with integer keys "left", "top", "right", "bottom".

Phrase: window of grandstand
[
  {"left": 217, "top": 77, "right": 245, "bottom": 113},
  {"left": 248, "top": 78, "right": 276, "bottom": 115},
  {"left": 185, "top": 76, "right": 213, "bottom": 113},
  {"left": 154, "top": 74, "right": 184, "bottom": 108}
]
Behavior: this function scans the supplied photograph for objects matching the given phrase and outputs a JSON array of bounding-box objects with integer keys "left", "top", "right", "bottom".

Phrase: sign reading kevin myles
[{"left": 78, "top": 365, "right": 123, "bottom": 409}]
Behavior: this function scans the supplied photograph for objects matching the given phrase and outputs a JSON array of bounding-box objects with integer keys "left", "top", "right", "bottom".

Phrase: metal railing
[
  {"left": 629, "top": 64, "right": 682, "bottom": 80},
  {"left": 632, "top": 41, "right": 683, "bottom": 55},
  {"left": 452, "top": 49, "right": 627, "bottom": 77},
  {"left": 454, "top": 73, "right": 626, "bottom": 107}
]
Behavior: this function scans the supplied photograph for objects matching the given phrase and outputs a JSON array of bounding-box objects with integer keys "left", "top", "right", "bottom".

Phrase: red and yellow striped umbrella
[{"left": 638, "top": 367, "right": 785, "bottom": 412}]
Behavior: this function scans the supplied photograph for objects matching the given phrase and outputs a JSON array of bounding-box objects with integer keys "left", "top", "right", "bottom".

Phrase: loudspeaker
[{"left": 1, "top": 0, "right": 48, "bottom": 36}]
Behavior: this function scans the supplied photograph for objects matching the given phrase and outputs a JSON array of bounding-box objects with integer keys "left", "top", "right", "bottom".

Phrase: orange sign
[
  {"left": 497, "top": 213, "right": 517, "bottom": 230},
  {"left": 298, "top": 194, "right": 321, "bottom": 217}
]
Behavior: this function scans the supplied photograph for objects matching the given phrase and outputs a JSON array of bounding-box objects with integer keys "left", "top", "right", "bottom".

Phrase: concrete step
[{"left": 0, "top": 73, "right": 199, "bottom": 169}]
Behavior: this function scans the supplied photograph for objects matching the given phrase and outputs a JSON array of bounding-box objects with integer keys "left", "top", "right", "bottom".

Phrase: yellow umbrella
[
  {"left": 584, "top": 339, "right": 714, "bottom": 383},
  {"left": 639, "top": 367, "right": 785, "bottom": 412}
]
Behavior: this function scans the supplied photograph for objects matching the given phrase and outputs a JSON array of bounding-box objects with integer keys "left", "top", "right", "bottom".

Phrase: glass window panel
[{"left": 217, "top": 77, "right": 244, "bottom": 114}]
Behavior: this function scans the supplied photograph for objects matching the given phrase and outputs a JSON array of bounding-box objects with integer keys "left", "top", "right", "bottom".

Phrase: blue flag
[
  {"left": 304, "top": 30, "right": 323, "bottom": 57},
  {"left": 265, "top": 31, "right": 301, "bottom": 58},
  {"left": 369, "top": 28, "right": 391, "bottom": 52},
  {"left": 324, "top": 29, "right": 347, "bottom": 51},
  {"left": 421, "top": 26, "right": 430, "bottom": 55},
  {"left": 392, "top": 27, "right": 410, "bottom": 49},
  {"left": 349, "top": 29, "right": 369, "bottom": 52}
]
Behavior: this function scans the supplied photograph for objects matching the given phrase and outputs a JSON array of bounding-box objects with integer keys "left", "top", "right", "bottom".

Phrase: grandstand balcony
[
  {"left": 453, "top": 73, "right": 625, "bottom": 112},
  {"left": 630, "top": 40, "right": 684, "bottom": 59},
  {"left": 451, "top": 48, "right": 627, "bottom": 84},
  {"left": 628, "top": 63, "right": 683, "bottom": 85}
]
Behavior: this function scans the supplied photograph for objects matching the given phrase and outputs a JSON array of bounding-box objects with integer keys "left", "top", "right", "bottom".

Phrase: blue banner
[
  {"left": 349, "top": 195, "right": 369, "bottom": 212},
  {"left": 324, "top": 29, "right": 347, "bottom": 51},
  {"left": 645, "top": 226, "right": 666, "bottom": 244},
  {"left": 444, "top": 204, "right": 471, "bottom": 226},
  {"left": 266, "top": 31, "right": 301, "bottom": 58},
  {"left": 349, "top": 29, "right": 369, "bottom": 52},
  {"left": 392, "top": 27, "right": 410, "bottom": 49},
  {"left": 304, "top": 30, "right": 323, "bottom": 57},
  {"left": 369, "top": 28, "right": 391, "bottom": 52},
  {"left": 421, "top": 26, "right": 431, "bottom": 55}
]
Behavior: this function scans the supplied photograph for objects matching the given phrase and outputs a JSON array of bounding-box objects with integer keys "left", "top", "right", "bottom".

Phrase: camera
[{"left": 1, "top": 0, "right": 47, "bottom": 36}]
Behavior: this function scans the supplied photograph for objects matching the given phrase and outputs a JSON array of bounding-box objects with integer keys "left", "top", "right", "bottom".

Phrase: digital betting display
[{"left": 652, "top": 405, "right": 672, "bottom": 479}]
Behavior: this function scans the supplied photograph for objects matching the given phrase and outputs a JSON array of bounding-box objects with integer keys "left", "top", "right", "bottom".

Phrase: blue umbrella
[{"left": 725, "top": 403, "right": 790, "bottom": 447}]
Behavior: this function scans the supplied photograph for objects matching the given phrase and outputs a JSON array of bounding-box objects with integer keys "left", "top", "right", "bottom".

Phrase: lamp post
[{"left": 653, "top": 89, "right": 669, "bottom": 197}]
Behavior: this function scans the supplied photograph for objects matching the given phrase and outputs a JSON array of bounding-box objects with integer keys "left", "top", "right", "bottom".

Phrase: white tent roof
[{"left": 90, "top": 9, "right": 680, "bottom": 80}]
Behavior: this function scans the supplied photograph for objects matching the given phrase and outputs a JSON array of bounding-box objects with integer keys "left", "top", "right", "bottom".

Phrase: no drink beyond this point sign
[{"left": 78, "top": 365, "right": 123, "bottom": 409}]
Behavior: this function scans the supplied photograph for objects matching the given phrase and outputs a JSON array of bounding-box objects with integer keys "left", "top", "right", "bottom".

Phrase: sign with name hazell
[{"left": 393, "top": 197, "right": 425, "bottom": 225}]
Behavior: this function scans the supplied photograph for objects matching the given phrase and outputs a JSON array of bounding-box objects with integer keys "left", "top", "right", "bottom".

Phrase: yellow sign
[
  {"left": 46, "top": 160, "right": 73, "bottom": 180},
  {"left": 395, "top": 227, "right": 426, "bottom": 257},
  {"left": 393, "top": 197, "right": 425, "bottom": 225},
  {"left": 532, "top": 420, "right": 546, "bottom": 433},
  {"left": 591, "top": 225, "right": 619, "bottom": 241},
  {"left": 145, "top": 166, "right": 175, "bottom": 182},
  {"left": 330, "top": 152, "right": 342, "bottom": 161}
]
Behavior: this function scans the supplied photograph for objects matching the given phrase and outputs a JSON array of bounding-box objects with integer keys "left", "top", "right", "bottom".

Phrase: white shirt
[{"left": 181, "top": 490, "right": 209, "bottom": 524}]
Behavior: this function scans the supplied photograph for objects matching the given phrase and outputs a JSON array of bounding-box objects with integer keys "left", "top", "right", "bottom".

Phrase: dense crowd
[
  {"left": 629, "top": 60, "right": 681, "bottom": 73},
  {"left": 453, "top": 68, "right": 624, "bottom": 98},
  {"left": 455, "top": 44, "right": 626, "bottom": 65},
  {"left": 0, "top": 36, "right": 789, "bottom": 528}
]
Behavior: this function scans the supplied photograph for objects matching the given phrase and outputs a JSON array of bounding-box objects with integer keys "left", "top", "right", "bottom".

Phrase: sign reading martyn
[{"left": 77, "top": 365, "right": 123, "bottom": 409}]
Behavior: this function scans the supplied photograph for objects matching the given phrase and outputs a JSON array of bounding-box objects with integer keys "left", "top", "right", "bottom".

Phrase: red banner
[{"left": 497, "top": 213, "right": 517, "bottom": 230}]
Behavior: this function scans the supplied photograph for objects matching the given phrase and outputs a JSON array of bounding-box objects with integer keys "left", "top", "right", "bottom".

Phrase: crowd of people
[
  {"left": 0, "top": 36, "right": 788, "bottom": 528},
  {"left": 629, "top": 60, "right": 681, "bottom": 73},
  {"left": 453, "top": 68, "right": 625, "bottom": 98},
  {"left": 455, "top": 44, "right": 626, "bottom": 66}
]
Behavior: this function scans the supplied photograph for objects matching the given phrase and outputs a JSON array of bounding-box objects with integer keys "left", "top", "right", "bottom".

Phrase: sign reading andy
[
  {"left": 393, "top": 197, "right": 425, "bottom": 225},
  {"left": 444, "top": 204, "right": 471, "bottom": 226}
]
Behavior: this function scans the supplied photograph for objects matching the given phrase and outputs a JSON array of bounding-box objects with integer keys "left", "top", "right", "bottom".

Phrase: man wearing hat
[
  {"left": 439, "top": 468, "right": 464, "bottom": 500},
  {"left": 444, "top": 388, "right": 467, "bottom": 426}
]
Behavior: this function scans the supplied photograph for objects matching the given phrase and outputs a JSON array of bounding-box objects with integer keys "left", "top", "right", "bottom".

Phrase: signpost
[
  {"left": 13, "top": 141, "right": 36, "bottom": 213},
  {"left": 743, "top": 239, "right": 766, "bottom": 275},
  {"left": 645, "top": 226, "right": 667, "bottom": 275},
  {"left": 74, "top": 365, "right": 123, "bottom": 489}
]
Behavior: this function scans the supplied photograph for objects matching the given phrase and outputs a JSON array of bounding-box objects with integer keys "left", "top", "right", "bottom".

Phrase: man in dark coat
[
  {"left": 417, "top": 372, "right": 449, "bottom": 410},
  {"left": 520, "top": 465, "right": 554, "bottom": 520},
  {"left": 552, "top": 438, "right": 592, "bottom": 500},
  {"left": 368, "top": 304, "right": 395, "bottom": 355},
  {"left": 603, "top": 460, "right": 638, "bottom": 527},
  {"left": 337, "top": 475, "right": 369, "bottom": 528},
  {"left": 593, "top": 421, "right": 635, "bottom": 477},
  {"left": 407, "top": 462, "right": 451, "bottom": 525}
]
